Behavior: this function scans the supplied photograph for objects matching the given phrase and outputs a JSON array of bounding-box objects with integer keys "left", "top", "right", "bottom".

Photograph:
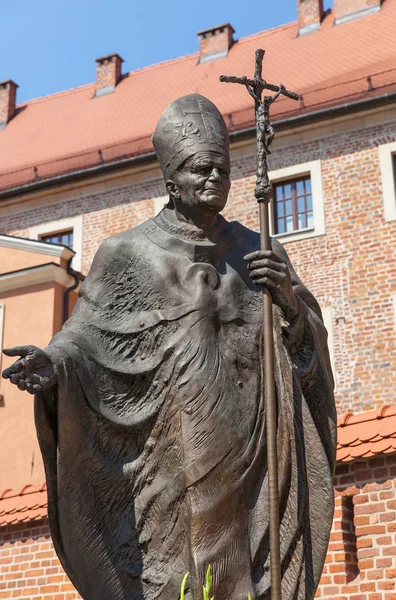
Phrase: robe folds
[{"left": 35, "top": 210, "right": 336, "bottom": 600}]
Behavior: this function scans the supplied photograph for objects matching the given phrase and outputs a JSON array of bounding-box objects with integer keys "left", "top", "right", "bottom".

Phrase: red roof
[
  {"left": 1, "top": 3, "right": 396, "bottom": 192},
  {"left": 337, "top": 405, "right": 396, "bottom": 462},
  {"left": 0, "top": 406, "right": 395, "bottom": 525},
  {"left": 0, "top": 483, "right": 47, "bottom": 526}
]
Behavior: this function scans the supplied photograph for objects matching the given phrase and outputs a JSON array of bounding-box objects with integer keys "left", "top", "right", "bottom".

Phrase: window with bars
[
  {"left": 273, "top": 176, "right": 313, "bottom": 235},
  {"left": 40, "top": 229, "right": 74, "bottom": 248}
]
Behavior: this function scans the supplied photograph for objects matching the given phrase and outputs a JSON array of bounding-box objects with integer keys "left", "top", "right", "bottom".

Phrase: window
[
  {"left": 28, "top": 216, "right": 83, "bottom": 272},
  {"left": 273, "top": 176, "right": 313, "bottom": 234},
  {"left": 378, "top": 141, "right": 396, "bottom": 222},
  {"left": 268, "top": 160, "right": 325, "bottom": 242},
  {"left": 40, "top": 229, "right": 74, "bottom": 248}
]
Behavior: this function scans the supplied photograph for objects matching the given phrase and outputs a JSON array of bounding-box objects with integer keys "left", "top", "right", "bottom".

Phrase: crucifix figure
[{"left": 220, "top": 49, "right": 299, "bottom": 202}]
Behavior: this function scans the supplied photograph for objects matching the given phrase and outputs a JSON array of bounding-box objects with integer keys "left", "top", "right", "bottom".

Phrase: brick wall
[
  {"left": 1, "top": 119, "right": 395, "bottom": 417},
  {"left": 0, "top": 521, "right": 81, "bottom": 599},
  {"left": 317, "top": 453, "right": 396, "bottom": 599},
  {"left": 298, "top": 0, "right": 323, "bottom": 31},
  {"left": 1, "top": 454, "right": 395, "bottom": 599}
]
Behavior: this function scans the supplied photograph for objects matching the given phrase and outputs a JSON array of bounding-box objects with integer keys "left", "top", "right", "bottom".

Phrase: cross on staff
[{"left": 220, "top": 49, "right": 299, "bottom": 600}]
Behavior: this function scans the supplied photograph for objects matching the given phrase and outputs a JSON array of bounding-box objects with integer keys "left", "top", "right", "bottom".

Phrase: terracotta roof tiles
[
  {"left": 1, "top": 407, "right": 396, "bottom": 525},
  {"left": 337, "top": 405, "right": 396, "bottom": 462},
  {"left": 1, "top": 2, "right": 396, "bottom": 191},
  {"left": 0, "top": 483, "right": 47, "bottom": 526}
]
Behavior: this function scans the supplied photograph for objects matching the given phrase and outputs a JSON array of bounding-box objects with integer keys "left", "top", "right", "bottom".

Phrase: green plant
[
  {"left": 180, "top": 571, "right": 189, "bottom": 600},
  {"left": 202, "top": 565, "right": 213, "bottom": 600},
  {"left": 179, "top": 565, "right": 254, "bottom": 600}
]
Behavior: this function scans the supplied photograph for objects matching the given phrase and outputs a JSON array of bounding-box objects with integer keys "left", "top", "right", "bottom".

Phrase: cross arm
[{"left": 219, "top": 75, "right": 299, "bottom": 101}]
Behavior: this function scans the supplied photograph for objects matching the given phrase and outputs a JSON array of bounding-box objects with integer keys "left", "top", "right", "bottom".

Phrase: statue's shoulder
[
  {"left": 227, "top": 220, "right": 260, "bottom": 251},
  {"left": 87, "top": 220, "right": 154, "bottom": 280},
  {"left": 97, "top": 220, "right": 153, "bottom": 258},
  {"left": 226, "top": 219, "right": 288, "bottom": 258}
]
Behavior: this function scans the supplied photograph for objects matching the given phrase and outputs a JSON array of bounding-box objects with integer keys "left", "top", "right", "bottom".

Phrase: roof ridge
[
  {"left": 235, "top": 19, "right": 297, "bottom": 44},
  {"left": 16, "top": 81, "right": 95, "bottom": 108},
  {"left": 0, "top": 483, "right": 46, "bottom": 500},
  {"left": 338, "top": 405, "right": 396, "bottom": 427}
]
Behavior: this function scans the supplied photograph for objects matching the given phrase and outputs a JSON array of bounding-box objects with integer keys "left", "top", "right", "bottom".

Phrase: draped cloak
[{"left": 35, "top": 210, "right": 336, "bottom": 600}]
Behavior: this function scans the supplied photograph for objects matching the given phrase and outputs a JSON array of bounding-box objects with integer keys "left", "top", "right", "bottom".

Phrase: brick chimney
[
  {"left": 95, "top": 53, "right": 124, "bottom": 97},
  {"left": 198, "top": 24, "right": 235, "bottom": 64},
  {"left": 298, "top": 0, "right": 324, "bottom": 35},
  {"left": 334, "top": 0, "right": 381, "bottom": 25},
  {"left": 0, "top": 80, "right": 18, "bottom": 129}
]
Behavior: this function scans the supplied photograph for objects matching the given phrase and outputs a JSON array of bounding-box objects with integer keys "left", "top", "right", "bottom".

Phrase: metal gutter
[
  {"left": 1, "top": 89, "right": 396, "bottom": 200},
  {"left": 63, "top": 262, "right": 83, "bottom": 323},
  {"left": 0, "top": 152, "right": 157, "bottom": 200}
]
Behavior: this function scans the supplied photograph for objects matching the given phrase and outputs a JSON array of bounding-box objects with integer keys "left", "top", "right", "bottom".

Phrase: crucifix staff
[{"left": 220, "top": 49, "right": 299, "bottom": 600}]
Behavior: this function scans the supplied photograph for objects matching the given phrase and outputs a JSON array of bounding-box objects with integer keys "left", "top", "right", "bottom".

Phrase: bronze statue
[{"left": 2, "top": 91, "right": 336, "bottom": 600}]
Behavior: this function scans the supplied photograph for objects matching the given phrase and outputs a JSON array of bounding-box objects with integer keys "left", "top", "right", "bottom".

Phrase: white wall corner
[
  {"left": 153, "top": 195, "right": 169, "bottom": 216},
  {"left": 321, "top": 305, "right": 337, "bottom": 391},
  {"left": 28, "top": 215, "right": 83, "bottom": 272},
  {"left": 0, "top": 304, "right": 4, "bottom": 375},
  {"left": 378, "top": 141, "right": 396, "bottom": 222},
  {"left": 268, "top": 160, "right": 325, "bottom": 243}
]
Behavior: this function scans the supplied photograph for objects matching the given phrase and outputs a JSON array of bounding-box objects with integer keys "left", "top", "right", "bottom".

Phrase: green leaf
[
  {"left": 247, "top": 593, "right": 253, "bottom": 600},
  {"left": 180, "top": 572, "right": 189, "bottom": 600},
  {"left": 205, "top": 565, "right": 212, "bottom": 594},
  {"left": 202, "top": 565, "right": 213, "bottom": 600}
]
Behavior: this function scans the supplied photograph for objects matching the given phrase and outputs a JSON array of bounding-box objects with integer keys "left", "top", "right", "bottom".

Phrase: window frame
[
  {"left": 378, "top": 141, "right": 396, "bottom": 222},
  {"left": 273, "top": 175, "right": 313, "bottom": 235},
  {"left": 268, "top": 160, "right": 325, "bottom": 242},
  {"left": 28, "top": 216, "right": 83, "bottom": 272},
  {"left": 40, "top": 229, "right": 74, "bottom": 248},
  {"left": 153, "top": 195, "right": 168, "bottom": 216},
  {"left": 321, "top": 305, "right": 337, "bottom": 392}
]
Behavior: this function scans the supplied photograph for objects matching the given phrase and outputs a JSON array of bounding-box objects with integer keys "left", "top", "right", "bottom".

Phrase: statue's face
[{"left": 167, "top": 151, "right": 231, "bottom": 215}]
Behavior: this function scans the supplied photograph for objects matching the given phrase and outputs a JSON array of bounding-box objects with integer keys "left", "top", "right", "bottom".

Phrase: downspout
[{"left": 63, "top": 257, "right": 81, "bottom": 324}]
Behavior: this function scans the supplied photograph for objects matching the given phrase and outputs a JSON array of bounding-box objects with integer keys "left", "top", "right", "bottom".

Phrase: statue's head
[{"left": 152, "top": 94, "right": 230, "bottom": 215}]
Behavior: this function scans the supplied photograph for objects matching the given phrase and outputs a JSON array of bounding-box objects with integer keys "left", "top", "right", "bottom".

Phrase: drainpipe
[{"left": 63, "top": 258, "right": 82, "bottom": 324}]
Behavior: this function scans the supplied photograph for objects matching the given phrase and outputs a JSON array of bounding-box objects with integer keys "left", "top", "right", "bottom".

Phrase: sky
[{"left": 1, "top": 0, "right": 331, "bottom": 104}]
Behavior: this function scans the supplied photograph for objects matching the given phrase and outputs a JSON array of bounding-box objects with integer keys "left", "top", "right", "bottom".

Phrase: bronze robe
[{"left": 36, "top": 211, "right": 336, "bottom": 600}]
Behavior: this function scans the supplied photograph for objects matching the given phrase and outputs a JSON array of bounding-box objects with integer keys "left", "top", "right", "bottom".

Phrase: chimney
[
  {"left": 298, "top": 0, "right": 324, "bottom": 35},
  {"left": 334, "top": 0, "right": 381, "bottom": 25},
  {"left": 198, "top": 24, "right": 235, "bottom": 64},
  {"left": 95, "top": 53, "right": 124, "bottom": 97},
  {"left": 0, "top": 80, "right": 18, "bottom": 129}
]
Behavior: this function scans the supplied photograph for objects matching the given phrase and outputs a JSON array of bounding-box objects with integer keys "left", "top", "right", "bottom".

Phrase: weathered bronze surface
[{"left": 2, "top": 89, "right": 336, "bottom": 600}]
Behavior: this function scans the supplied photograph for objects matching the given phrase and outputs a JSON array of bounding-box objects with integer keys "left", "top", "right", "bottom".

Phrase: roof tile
[
  {"left": 0, "top": 407, "right": 395, "bottom": 524},
  {"left": 337, "top": 405, "right": 396, "bottom": 462}
]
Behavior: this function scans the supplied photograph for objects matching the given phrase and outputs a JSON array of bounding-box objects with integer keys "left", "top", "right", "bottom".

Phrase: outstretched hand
[
  {"left": 2, "top": 345, "right": 57, "bottom": 394},
  {"left": 244, "top": 249, "right": 299, "bottom": 323}
]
